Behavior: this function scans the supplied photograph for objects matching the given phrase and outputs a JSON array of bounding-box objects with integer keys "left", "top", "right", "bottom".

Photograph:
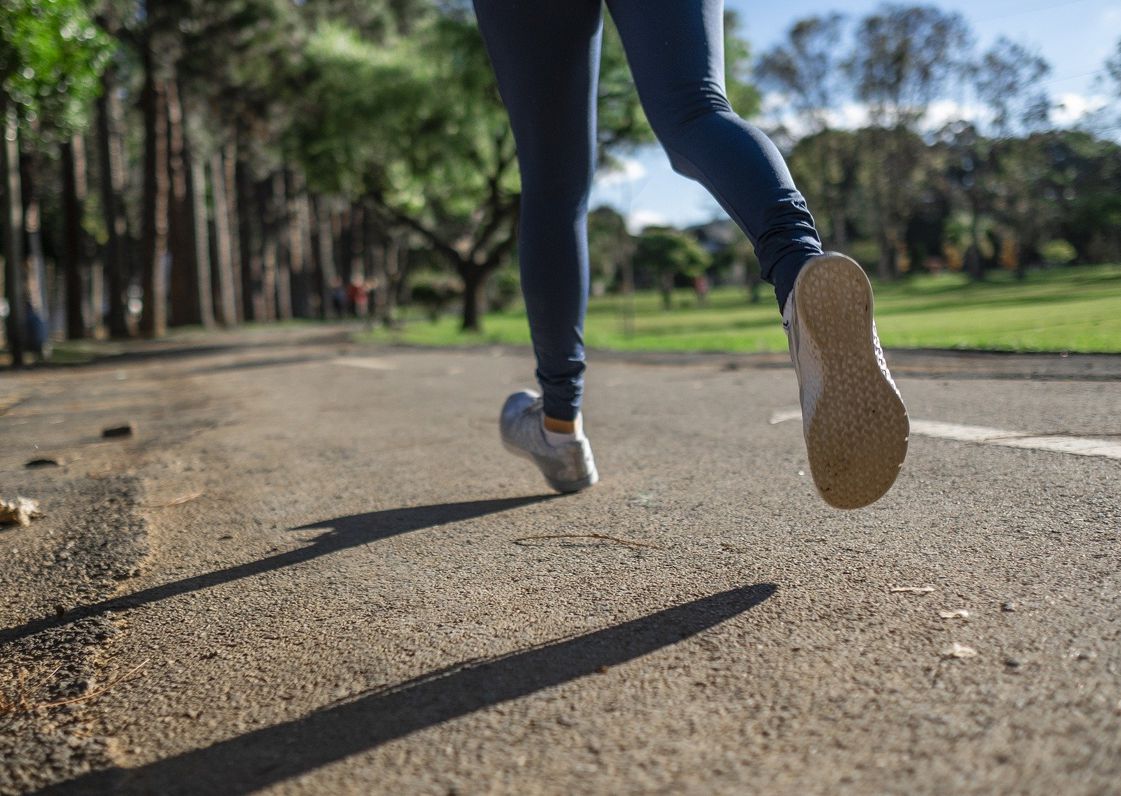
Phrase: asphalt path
[{"left": 1, "top": 331, "right": 1118, "bottom": 794}]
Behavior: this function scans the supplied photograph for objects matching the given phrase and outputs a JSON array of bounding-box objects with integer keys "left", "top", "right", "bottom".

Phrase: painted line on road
[
  {"left": 331, "top": 357, "right": 398, "bottom": 371},
  {"left": 769, "top": 408, "right": 1121, "bottom": 461}
]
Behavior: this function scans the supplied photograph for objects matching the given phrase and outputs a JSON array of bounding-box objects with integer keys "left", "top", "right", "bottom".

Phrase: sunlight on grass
[{"left": 360, "top": 264, "right": 1121, "bottom": 354}]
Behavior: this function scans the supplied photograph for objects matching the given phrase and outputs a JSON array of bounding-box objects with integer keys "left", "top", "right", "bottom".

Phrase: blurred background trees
[{"left": 2, "top": 1, "right": 1120, "bottom": 363}]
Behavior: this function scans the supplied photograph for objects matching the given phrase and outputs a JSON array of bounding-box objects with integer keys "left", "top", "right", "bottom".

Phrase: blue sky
[{"left": 590, "top": 0, "right": 1121, "bottom": 230}]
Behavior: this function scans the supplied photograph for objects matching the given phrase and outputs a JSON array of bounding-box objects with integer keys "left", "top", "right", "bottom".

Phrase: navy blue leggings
[{"left": 474, "top": 0, "right": 823, "bottom": 421}]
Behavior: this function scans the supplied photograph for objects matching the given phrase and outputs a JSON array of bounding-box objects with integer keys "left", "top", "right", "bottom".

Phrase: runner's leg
[
  {"left": 473, "top": 0, "right": 604, "bottom": 422},
  {"left": 607, "top": 0, "right": 823, "bottom": 311}
]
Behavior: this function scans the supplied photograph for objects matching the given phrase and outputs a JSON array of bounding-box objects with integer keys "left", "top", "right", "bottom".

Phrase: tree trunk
[
  {"left": 20, "top": 150, "right": 48, "bottom": 336},
  {"left": 2, "top": 100, "right": 26, "bottom": 366},
  {"left": 287, "top": 171, "right": 312, "bottom": 318},
  {"left": 209, "top": 151, "right": 237, "bottom": 326},
  {"left": 338, "top": 205, "right": 354, "bottom": 285},
  {"left": 660, "top": 271, "right": 674, "bottom": 310},
  {"left": 379, "top": 233, "right": 407, "bottom": 328},
  {"left": 312, "top": 195, "right": 338, "bottom": 319},
  {"left": 189, "top": 149, "right": 215, "bottom": 327},
  {"left": 460, "top": 265, "right": 487, "bottom": 332},
  {"left": 967, "top": 191, "right": 985, "bottom": 282},
  {"left": 270, "top": 171, "right": 291, "bottom": 321},
  {"left": 222, "top": 141, "right": 243, "bottom": 321},
  {"left": 876, "top": 229, "right": 895, "bottom": 281},
  {"left": 89, "top": 248, "right": 104, "bottom": 337},
  {"left": 235, "top": 143, "right": 264, "bottom": 321},
  {"left": 166, "top": 78, "right": 196, "bottom": 326},
  {"left": 140, "top": 48, "right": 170, "bottom": 338},
  {"left": 257, "top": 175, "right": 280, "bottom": 321},
  {"left": 61, "top": 135, "right": 88, "bottom": 339},
  {"left": 96, "top": 69, "right": 131, "bottom": 337}
]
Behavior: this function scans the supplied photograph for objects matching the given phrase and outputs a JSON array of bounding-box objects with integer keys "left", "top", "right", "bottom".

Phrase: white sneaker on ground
[
  {"left": 783, "top": 253, "right": 909, "bottom": 509},
  {"left": 500, "top": 390, "right": 599, "bottom": 493}
]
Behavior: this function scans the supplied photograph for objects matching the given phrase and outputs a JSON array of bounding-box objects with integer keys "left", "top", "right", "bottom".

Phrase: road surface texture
[{"left": 2, "top": 328, "right": 1119, "bottom": 795}]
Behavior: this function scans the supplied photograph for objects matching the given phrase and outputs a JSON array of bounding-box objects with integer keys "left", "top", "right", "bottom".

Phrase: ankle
[
  {"left": 544, "top": 416, "right": 577, "bottom": 434},
  {"left": 543, "top": 414, "right": 585, "bottom": 446}
]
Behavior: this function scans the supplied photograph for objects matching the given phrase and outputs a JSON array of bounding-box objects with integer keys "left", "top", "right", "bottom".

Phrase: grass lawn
[{"left": 362, "top": 263, "right": 1121, "bottom": 355}]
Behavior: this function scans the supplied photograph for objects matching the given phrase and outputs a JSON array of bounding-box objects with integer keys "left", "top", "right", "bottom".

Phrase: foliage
[
  {"left": 587, "top": 205, "right": 632, "bottom": 291},
  {"left": 0, "top": 0, "right": 111, "bottom": 135},
  {"left": 634, "top": 226, "right": 710, "bottom": 308},
  {"left": 846, "top": 4, "right": 973, "bottom": 128},
  {"left": 1040, "top": 240, "right": 1076, "bottom": 266},
  {"left": 756, "top": 13, "right": 847, "bottom": 133},
  {"left": 409, "top": 272, "right": 461, "bottom": 322},
  {"left": 974, "top": 37, "right": 1051, "bottom": 137},
  {"left": 488, "top": 268, "right": 520, "bottom": 311},
  {"left": 635, "top": 227, "right": 710, "bottom": 277}
]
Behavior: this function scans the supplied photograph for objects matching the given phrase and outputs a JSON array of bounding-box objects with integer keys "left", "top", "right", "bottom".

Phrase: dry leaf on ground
[
  {"left": 0, "top": 497, "right": 43, "bottom": 527},
  {"left": 939, "top": 609, "right": 971, "bottom": 619},
  {"left": 942, "top": 642, "right": 978, "bottom": 659}
]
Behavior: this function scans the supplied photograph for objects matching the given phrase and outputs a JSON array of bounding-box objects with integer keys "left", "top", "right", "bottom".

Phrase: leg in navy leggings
[{"left": 474, "top": 0, "right": 823, "bottom": 422}]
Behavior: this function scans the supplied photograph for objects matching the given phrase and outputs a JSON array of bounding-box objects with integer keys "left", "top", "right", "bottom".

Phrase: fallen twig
[
  {"left": 0, "top": 664, "right": 64, "bottom": 716},
  {"left": 142, "top": 491, "right": 204, "bottom": 509},
  {"left": 889, "top": 586, "right": 935, "bottom": 594},
  {"left": 513, "top": 533, "right": 662, "bottom": 550},
  {"left": 36, "top": 659, "right": 149, "bottom": 710}
]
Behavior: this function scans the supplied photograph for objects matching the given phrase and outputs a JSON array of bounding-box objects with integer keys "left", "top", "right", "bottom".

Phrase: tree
[
  {"left": 757, "top": 14, "right": 852, "bottom": 247},
  {"left": 712, "top": 232, "right": 761, "bottom": 303},
  {"left": 633, "top": 226, "right": 709, "bottom": 310},
  {"left": 935, "top": 122, "right": 997, "bottom": 279},
  {"left": 847, "top": 4, "right": 973, "bottom": 278},
  {"left": 974, "top": 37, "right": 1052, "bottom": 138},
  {"left": 0, "top": 0, "right": 110, "bottom": 363},
  {"left": 586, "top": 205, "right": 632, "bottom": 294},
  {"left": 756, "top": 14, "right": 847, "bottom": 134}
]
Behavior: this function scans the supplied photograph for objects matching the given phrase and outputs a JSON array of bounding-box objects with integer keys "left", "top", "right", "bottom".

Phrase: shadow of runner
[
  {"left": 1, "top": 496, "right": 554, "bottom": 645},
  {"left": 39, "top": 583, "right": 775, "bottom": 795}
]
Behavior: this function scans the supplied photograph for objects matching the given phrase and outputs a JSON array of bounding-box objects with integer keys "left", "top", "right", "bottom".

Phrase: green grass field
[{"left": 363, "top": 263, "right": 1121, "bottom": 354}]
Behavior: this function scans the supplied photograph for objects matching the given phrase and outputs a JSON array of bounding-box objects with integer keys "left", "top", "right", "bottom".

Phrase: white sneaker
[
  {"left": 500, "top": 390, "right": 599, "bottom": 493},
  {"left": 783, "top": 253, "right": 909, "bottom": 509}
]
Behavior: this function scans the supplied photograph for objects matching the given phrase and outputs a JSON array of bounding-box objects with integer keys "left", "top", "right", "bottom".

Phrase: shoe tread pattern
[{"left": 797, "top": 255, "right": 909, "bottom": 509}]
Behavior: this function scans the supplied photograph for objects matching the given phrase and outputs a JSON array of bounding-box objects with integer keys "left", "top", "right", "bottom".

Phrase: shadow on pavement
[
  {"left": 38, "top": 583, "right": 776, "bottom": 795},
  {"left": 1, "top": 496, "right": 553, "bottom": 646}
]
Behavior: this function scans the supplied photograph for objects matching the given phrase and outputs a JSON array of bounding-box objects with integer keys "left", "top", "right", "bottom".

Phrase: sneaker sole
[
  {"left": 795, "top": 254, "right": 909, "bottom": 509},
  {"left": 501, "top": 438, "right": 599, "bottom": 494}
]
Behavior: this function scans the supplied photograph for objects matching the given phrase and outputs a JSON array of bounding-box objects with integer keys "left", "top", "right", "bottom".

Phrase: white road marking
[
  {"left": 331, "top": 357, "right": 397, "bottom": 371},
  {"left": 768, "top": 408, "right": 803, "bottom": 425},
  {"left": 768, "top": 408, "right": 1121, "bottom": 461}
]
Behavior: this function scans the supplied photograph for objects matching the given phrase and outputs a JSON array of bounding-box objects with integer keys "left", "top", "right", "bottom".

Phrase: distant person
[
  {"left": 693, "top": 273, "right": 710, "bottom": 305},
  {"left": 24, "top": 300, "right": 50, "bottom": 361},
  {"left": 330, "top": 277, "right": 347, "bottom": 318},
  {"left": 346, "top": 276, "right": 368, "bottom": 319},
  {"left": 480, "top": 0, "right": 908, "bottom": 508}
]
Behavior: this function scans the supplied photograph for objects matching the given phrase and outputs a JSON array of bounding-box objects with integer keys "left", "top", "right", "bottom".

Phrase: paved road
[{"left": 2, "top": 331, "right": 1119, "bottom": 794}]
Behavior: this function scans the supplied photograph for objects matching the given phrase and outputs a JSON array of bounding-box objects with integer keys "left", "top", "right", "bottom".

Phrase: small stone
[
  {"left": 1001, "top": 602, "right": 1017, "bottom": 612},
  {"left": 1004, "top": 657, "right": 1022, "bottom": 668},
  {"left": 102, "top": 423, "right": 136, "bottom": 438},
  {"left": 942, "top": 643, "right": 978, "bottom": 659},
  {"left": 25, "top": 458, "right": 61, "bottom": 469},
  {"left": 55, "top": 605, "right": 65, "bottom": 617}
]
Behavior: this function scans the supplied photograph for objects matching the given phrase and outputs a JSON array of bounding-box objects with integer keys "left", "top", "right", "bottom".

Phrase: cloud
[
  {"left": 1053, "top": 92, "right": 1109, "bottom": 126},
  {"left": 594, "top": 157, "right": 647, "bottom": 188},
  {"left": 762, "top": 89, "right": 1111, "bottom": 134},
  {"left": 626, "top": 209, "right": 668, "bottom": 234}
]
